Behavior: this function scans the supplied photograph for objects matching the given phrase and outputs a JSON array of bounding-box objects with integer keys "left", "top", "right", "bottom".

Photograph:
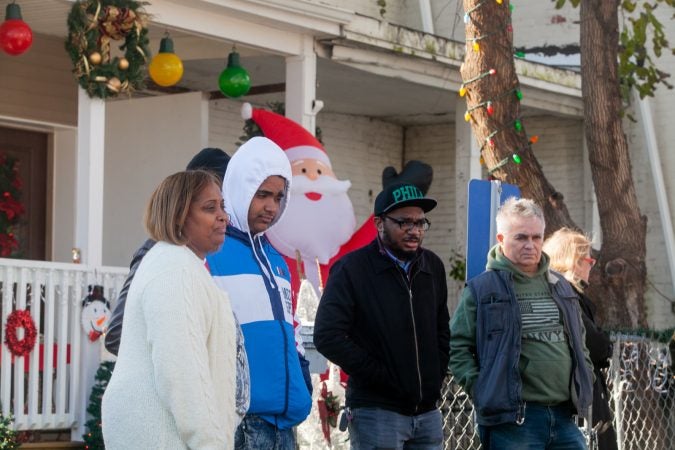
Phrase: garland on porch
[
  {"left": 65, "top": 0, "right": 151, "bottom": 99},
  {"left": 0, "top": 412, "right": 20, "bottom": 450},
  {"left": 83, "top": 360, "right": 115, "bottom": 450},
  {"left": 4, "top": 310, "right": 37, "bottom": 358},
  {"left": 0, "top": 153, "right": 24, "bottom": 258}
]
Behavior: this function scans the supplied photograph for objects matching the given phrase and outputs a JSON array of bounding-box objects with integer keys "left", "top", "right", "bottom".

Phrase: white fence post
[{"left": 0, "top": 259, "right": 127, "bottom": 437}]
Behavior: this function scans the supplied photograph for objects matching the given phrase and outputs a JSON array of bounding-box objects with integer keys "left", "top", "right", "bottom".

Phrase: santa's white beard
[{"left": 267, "top": 174, "right": 356, "bottom": 265}]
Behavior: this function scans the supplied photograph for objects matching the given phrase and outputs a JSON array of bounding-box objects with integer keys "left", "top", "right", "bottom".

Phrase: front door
[{"left": 0, "top": 126, "right": 48, "bottom": 260}]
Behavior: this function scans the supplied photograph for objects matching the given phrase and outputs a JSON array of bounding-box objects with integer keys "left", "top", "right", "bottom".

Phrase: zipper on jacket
[
  {"left": 408, "top": 287, "right": 423, "bottom": 411},
  {"left": 516, "top": 401, "right": 526, "bottom": 425},
  {"left": 278, "top": 319, "right": 290, "bottom": 416},
  {"left": 396, "top": 267, "right": 423, "bottom": 411},
  {"left": 501, "top": 272, "right": 523, "bottom": 412}
]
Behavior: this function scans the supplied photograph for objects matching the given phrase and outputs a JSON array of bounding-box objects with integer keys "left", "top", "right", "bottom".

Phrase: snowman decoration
[{"left": 81, "top": 285, "right": 111, "bottom": 342}]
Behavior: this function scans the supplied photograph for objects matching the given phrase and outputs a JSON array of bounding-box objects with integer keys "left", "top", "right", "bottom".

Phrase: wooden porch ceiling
[{"left": 13, "top": 0, "right": 577, "bottom": 125}]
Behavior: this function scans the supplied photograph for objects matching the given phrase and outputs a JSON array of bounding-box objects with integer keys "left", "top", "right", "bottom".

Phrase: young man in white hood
[{"left": 206, "top": 137, "right": 312, "bottom": 449}]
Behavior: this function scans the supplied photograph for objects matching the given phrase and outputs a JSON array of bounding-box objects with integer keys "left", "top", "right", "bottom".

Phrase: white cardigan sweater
[{"left": 102, "top": 242, "right": 237, "bottom": 449}]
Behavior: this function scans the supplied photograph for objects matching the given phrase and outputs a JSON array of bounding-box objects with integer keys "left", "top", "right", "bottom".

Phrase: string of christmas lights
[
  {"left": 464, "top": 87, "right": 524, "bottom": 121},
  {"left": 466, "top": 21, "right": 515, "bottom": 53},
  {"left": 463, "top": 1, "right": 486, "bottom": 24},
  {"left": 458, "top": 0, "right": 538, "bottom": 176},
  {"left": 459, "top": 68, "right": 497, "bottom": 96}
]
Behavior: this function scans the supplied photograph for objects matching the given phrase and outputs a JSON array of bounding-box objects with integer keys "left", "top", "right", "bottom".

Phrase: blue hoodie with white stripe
[{"left": 206, "top": 137, "right": 312, "bottom": 430}]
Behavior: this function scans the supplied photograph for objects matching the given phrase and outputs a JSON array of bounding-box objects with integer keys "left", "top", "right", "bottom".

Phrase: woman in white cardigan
[{"left": 102, "top": 170, "right": 238, "bottom": 449}]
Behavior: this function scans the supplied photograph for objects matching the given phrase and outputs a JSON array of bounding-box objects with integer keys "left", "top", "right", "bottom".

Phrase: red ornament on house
[{"left": 0, "top": 2, "right": 33, "bottom": 56}]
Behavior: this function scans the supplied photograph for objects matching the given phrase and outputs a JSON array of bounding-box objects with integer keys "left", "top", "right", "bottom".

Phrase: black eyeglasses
[{"left": 383, "top": 215, "right": 431, "bottom": 232}]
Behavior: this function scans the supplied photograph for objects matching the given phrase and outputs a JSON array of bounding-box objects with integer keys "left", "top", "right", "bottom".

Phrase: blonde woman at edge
[
  {"left": 102, "top": 170, "right": 237, "bottom": 449},
  {"left": 543, "top": 228, "right": 617, "bottom": 450}
]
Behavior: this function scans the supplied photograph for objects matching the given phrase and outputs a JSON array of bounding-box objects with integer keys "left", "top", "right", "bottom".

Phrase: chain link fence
[{"left": 440, "top": 335, "right": 674, "bottom": 449}]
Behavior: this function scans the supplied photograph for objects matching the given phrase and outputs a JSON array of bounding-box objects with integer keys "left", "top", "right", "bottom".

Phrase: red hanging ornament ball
[
  {"left": 3, "top": 191, "right": 10, "bottom": 198},
  {"left": 0, "top": 3, "right": 33, "bottom": 56}
]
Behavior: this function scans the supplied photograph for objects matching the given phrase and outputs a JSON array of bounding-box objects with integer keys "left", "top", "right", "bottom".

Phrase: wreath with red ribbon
[{"left": 4, "top": 310, "right": 37, "bottom": 357}]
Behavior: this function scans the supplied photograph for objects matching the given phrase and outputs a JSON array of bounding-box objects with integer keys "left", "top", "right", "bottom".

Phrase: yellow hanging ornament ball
[
  {"left": 118, "top": 57, "right": 129, "bottom": 70},
  {"left": 148, "top": 35, "right": 183, "bottom": 87},
  {"left": 89, "top": 52, "right": 102, "bottom": 65},
  {"left": 106, "top": 77, "right": 121, "bottom": 93}
]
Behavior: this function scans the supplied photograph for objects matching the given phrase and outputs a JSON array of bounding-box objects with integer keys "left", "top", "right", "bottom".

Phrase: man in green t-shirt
[{"left": 449, "top": 197, "right": 593, "bottom": 449}]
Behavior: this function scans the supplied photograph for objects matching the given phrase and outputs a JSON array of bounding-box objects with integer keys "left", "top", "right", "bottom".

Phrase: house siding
[
  {"left": 0, "top": 34, "right": 77, "bottom": 127},
  {"left": 208, "top": 100, "right": 599, "bottom": 311},
  {"left": 626, "top": 107, "right": 675, "bottom": 330},
  {"left": 528, "top": 115, "right": 586, "bottom": 227},
  {"left": 103, "top": 92, "right": 206, "bottom": 266},
  {"left": 405, "top": 123, "right": 457, "bottom": 305}
]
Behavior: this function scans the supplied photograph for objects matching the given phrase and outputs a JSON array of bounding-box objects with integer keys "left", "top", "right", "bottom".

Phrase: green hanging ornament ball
[{"left": 218, "top": 51, "right": 250, "bottom": 98}]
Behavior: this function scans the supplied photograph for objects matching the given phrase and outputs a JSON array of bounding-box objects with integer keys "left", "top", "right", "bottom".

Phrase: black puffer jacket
[
  {"left": 104, "top": 239, "right": 156, "bottom": 355},
  {"left": 576, "top": 289, "right": 618, "bottom": 450},
  {"left": 314, "top": 239, "right": 450, "bottom": 415}
]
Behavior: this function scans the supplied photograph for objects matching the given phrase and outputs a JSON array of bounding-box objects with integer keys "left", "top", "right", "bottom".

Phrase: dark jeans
[
  {"left": 478, "top": 402, "right": 587, "bottom": 450},
  {"left": 234, "top": 415, "right": 295, "bottom": 450},
  {"left": 348, "top": 407, "right": 443, "bottom": 450}
]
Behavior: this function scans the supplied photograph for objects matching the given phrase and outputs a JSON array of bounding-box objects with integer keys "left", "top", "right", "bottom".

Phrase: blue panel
[
  {"left": 466, "top": 180, "right": 520, "bottom": 281},
  {"left": 467, "top": 180, "right": 492, "bottom": 281}
]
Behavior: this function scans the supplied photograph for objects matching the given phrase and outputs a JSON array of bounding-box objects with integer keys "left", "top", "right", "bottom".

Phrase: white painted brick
[
  {"left": 208, "top": 99, "right": 674, "bottom": 328},
  {"left": 625, "top": 102, "right": 675, "bottom": 329}
]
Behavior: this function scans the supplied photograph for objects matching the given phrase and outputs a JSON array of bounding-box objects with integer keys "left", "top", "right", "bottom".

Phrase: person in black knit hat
[{"left": 104, "top": 147, "right": 231, "bottom": 355}]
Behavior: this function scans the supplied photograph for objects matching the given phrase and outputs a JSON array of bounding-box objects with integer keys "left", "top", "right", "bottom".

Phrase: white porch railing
[{"left": 0, "top": 258, "right": 127, "bottom": 432}]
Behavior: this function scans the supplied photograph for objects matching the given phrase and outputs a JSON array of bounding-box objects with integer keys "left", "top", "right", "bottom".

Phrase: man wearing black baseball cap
[{"left": 314, "top": 182, "right": 450, "bottom": 449}]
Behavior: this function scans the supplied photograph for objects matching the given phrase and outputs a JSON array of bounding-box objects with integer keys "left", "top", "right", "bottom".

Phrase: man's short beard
[{"left": 381, "top": 227, "right": 418, "bottom": 261}]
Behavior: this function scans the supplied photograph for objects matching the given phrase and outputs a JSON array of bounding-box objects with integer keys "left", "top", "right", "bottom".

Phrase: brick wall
[
  {"left": 405, "top": 123, "right": 459, "bottom": 304},
  {"left": 626, "top": 106, "right": 675, "bottom": 329},
  {"left": 208, "top": 100, "right": 404, "bottom": 227},
  {"left": 209, "top": 100, "right": 673, "bottom": 328},
  {"left": 527, "top": 115, "right": 586, "bottom": 227},
  {"left": 207, "top": 99, "right": 247, "bottom": 152}
]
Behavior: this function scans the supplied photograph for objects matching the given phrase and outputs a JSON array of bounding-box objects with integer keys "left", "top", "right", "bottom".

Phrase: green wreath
[{"left": 65, "top": 0, "right": 151, "bottom": 99}]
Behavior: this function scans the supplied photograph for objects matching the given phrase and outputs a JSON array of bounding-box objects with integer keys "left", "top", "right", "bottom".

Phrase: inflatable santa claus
[
  {"left": 242, "top": 104, "right": 433, "bottom": 308},
  {"left": 242, "top": 103, "right": 376, "bottom": 299}
]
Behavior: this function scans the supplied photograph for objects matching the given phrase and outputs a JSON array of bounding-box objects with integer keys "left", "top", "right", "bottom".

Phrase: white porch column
[
  {"left": 72, "top": 88, "right": 105, "bottom": 441},
  {"left": 74, "top": 89, "right": 105, "bottom": 266},
  {"left": 285, "top": 35, "right": 318, "bottom": 134},
  {"left": 454, "top": 109, "right": 481, "bottom": 258}
]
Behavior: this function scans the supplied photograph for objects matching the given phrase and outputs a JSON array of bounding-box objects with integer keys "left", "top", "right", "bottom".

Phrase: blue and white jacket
[{"left": 206, "top": 137, "right": 312, "bottom": 430}]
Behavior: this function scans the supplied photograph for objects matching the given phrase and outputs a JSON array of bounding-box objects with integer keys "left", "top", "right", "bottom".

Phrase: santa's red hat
[{"left": 242, "top": 103, "right": 331, "bottom": 167}]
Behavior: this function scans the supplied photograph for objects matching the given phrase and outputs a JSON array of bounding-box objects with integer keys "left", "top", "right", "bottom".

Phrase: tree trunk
[
  {"left": 580, "top": 0, "right": 647, "bottom": 328},
  {"left": 461, "top": 0, "right": 647, "bottom": 327},
  {"left": 460, "top": 0, "right": 576, "bottom": 233}
]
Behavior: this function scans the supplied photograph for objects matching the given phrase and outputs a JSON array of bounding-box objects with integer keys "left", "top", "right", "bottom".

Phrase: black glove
[{"left": 382, "top": 160, "right": 433, "bottom": 195}]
